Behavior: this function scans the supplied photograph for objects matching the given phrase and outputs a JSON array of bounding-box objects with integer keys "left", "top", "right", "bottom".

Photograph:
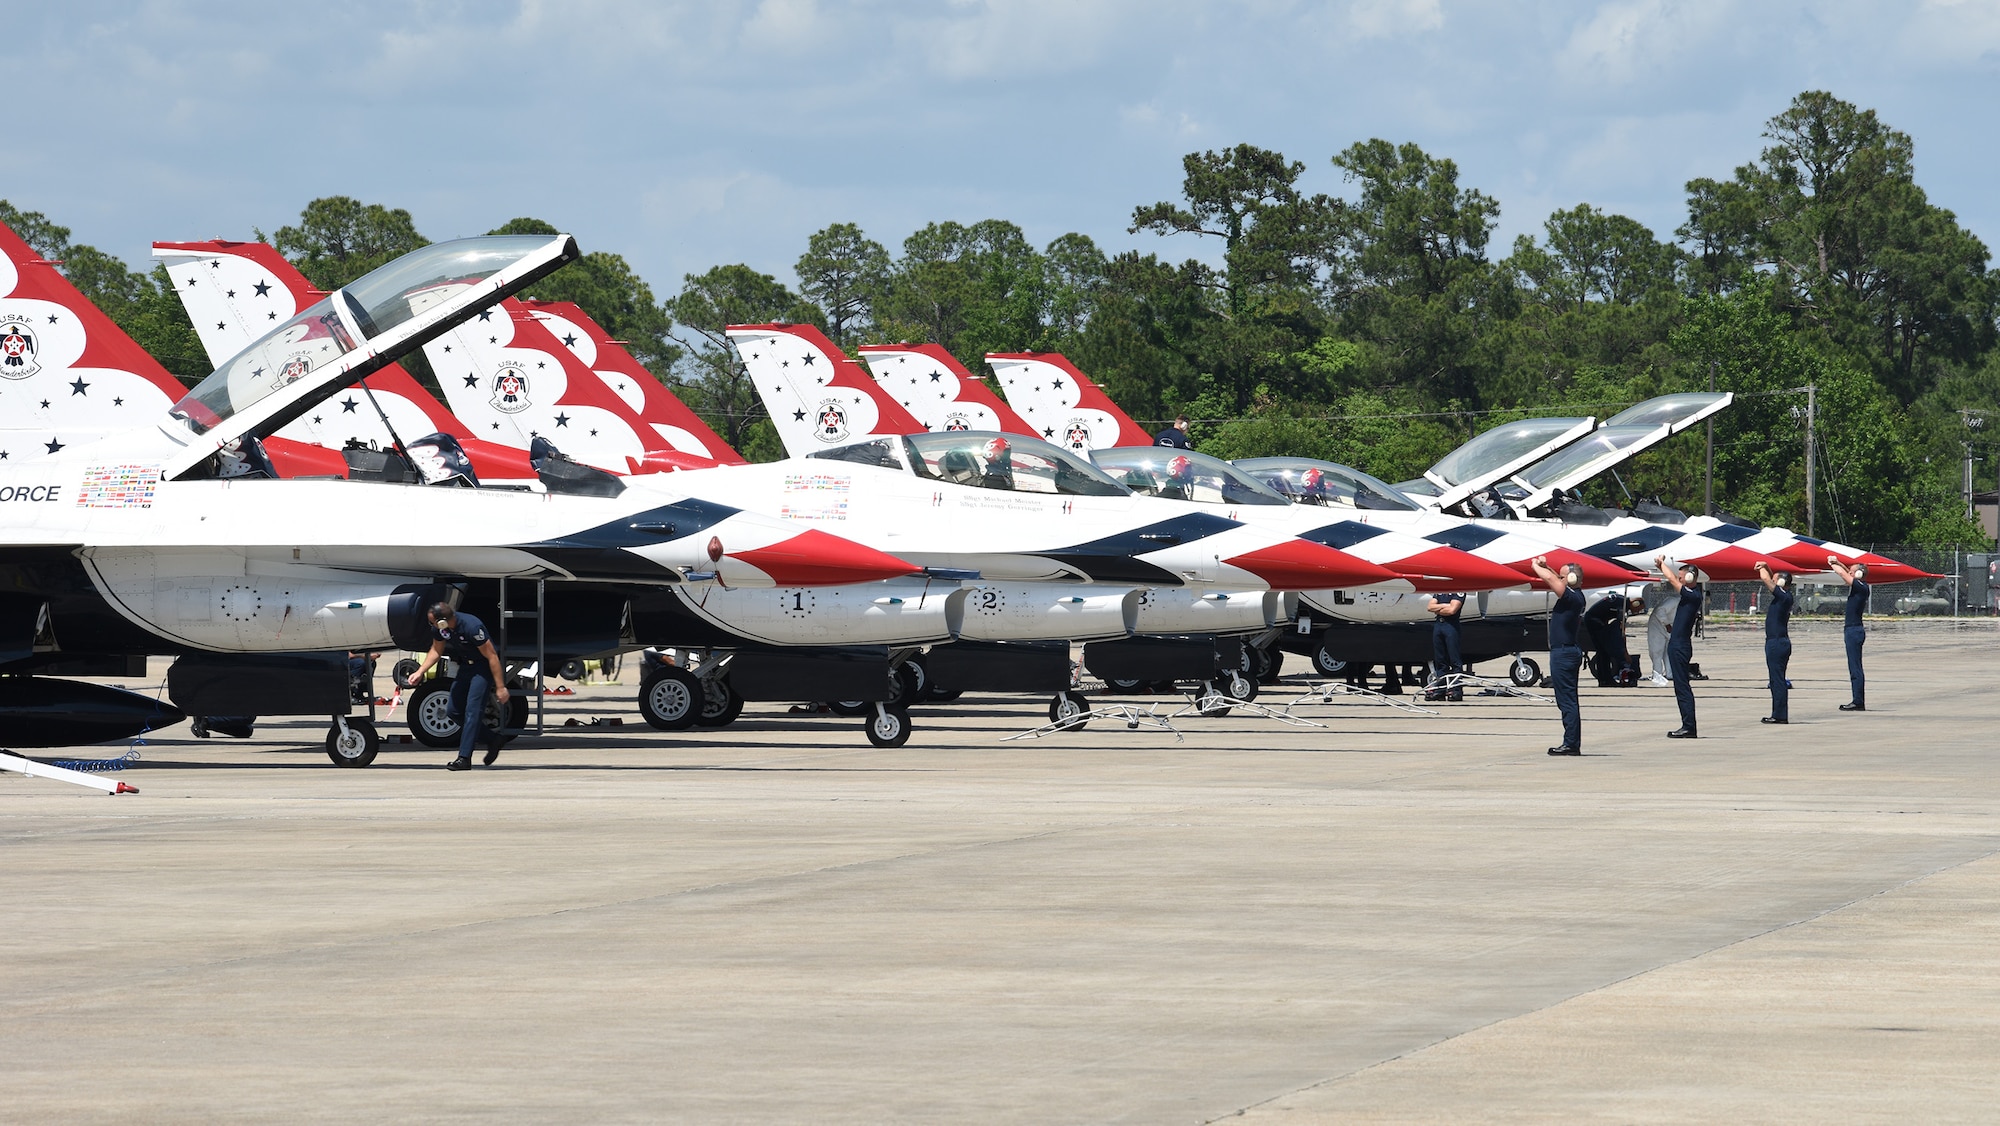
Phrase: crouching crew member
[
  {"left": 1532, "top": 557, "right": 1585, "bottom": 756},
  {"left": 1754, "top": 561, "right": 1793, "bottom": 724},
  {"left": 1424, "top": 591, "right": 1465, "bottom": 702},
  {"left": 1658, "top": 556, "right": 1702, "bottom": 738},
  {"left": 1829, "top": 557, "right": 1869, "bottom": 711},
  {"left": 404, "top": 602, "right": 511, "bottom": 771}
]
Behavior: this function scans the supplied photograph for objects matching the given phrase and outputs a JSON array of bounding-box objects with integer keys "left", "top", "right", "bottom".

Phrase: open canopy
[
  {"left": 1410, "top": 416, "right": 1597, "bottom": 510},
  {"left": 161, "top": 235, "right": 577, "bottom": 478}
]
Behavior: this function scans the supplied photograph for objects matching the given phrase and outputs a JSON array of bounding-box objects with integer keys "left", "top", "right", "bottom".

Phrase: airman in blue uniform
[
  {"left": 1753, "top": 561, "right": 1794, "bottom": 724},
  {"left": 403, "top": 602, "right": 511, "bottom": 771},
  {"left": 1657, "top": 556, "right": 1702, "bottom": 738},
  {"left": 1531, "top": 557, "right": 1585, "bottom": 756},
  {"left": 1424, "top": 591, "right": 1465, "bottom": 702},
  {"left": 1829, "top": 558, "right": 1869, "bottom": 711}
]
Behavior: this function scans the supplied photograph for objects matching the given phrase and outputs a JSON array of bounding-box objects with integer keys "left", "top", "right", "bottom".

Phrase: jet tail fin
[
  {"left": 984, "top": 352, "right": 1153, "bottom": 452},
  {"left": 727, "top": 323, "right": 924, "bottom": 456},
  {"left": 0, "top": 219, "right": 190, "bottom": 462}
]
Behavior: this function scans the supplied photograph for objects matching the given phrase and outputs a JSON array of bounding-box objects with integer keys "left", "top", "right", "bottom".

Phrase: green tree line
[{"left": 8, "top": 90, "right": 1994, "bottom": 544}]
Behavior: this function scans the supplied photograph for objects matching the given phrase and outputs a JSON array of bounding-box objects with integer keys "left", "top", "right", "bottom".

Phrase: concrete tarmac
[{"left": 3, "top": 619, "right": 1996, "bottom": 1123}]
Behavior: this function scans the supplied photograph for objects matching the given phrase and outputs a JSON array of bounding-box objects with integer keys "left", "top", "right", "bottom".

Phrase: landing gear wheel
[
  {"left": 1219, "top": 669, "right": 1258, "bottom": 703},
  {"left": 926, "top": 687, "right": 965, "bottom": 703},
  {"left": 828, "top": 699, "right": 872, "bottom": 718},
  {"left": 1510, "top": 657, "right": 1541, "bottom": 687},
  {"left": 392, "top": 657, "right": 422, "bottom": 686},
  {"left": 638, "top": 666, "right": 702, "bottom": 731},
  {"left": 864, "top": 704, "right": 912, "bottom": 748},
  {"left": 891, "top": 661, "right": 927, "bottom": 709},
  {"left": 483, "top": 693, "right": 528, "bottom": 747},
  {"left": 325, "top": 717, "right": 379, "bottom": 767},
  {"left": 408, "top": 680, "right": 459, "bottom": 748},
  {"left": 1049, "top": 690, "right": 1090, "bottom": 731},
  {"left": 1258, "top": 648, "right": 1284, "bottom": 685},
  {"left": 1103, "top": 676, "right": 1147, "bottom": 693},
  {"left": 1312, "top": 642, "right": 1346, "bottom": 677},
  {"left": 1196, "top": 681, "right": 1234, "bottom": 717},
  {"left": 693, "top": 679, "right": 744, "bottom": 728}
]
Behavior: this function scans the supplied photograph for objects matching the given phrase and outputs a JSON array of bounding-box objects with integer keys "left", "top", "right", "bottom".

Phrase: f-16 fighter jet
[{"left": 0, "top": 230, "right": 919, "bottom": 760}]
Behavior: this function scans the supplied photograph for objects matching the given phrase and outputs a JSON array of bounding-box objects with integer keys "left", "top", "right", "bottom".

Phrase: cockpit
[
  {"left": 808, "top": 431, "right": 1130, "bottom": 497},
  {"left": 1232, "top": 457, "right": 1422, "bottom": 511},
  {"left": 1090, "top": 447, "right": 1288, "bottom": 505},
  {"left": 169, "top": 236, "right": 569, "bottom": 438}
]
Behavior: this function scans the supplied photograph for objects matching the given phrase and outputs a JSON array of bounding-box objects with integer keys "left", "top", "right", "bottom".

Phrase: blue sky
[{"left": 16, "top": 1, "right": 2000, "bottom": 298}]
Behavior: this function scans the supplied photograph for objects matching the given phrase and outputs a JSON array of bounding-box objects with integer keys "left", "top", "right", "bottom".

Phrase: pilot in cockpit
[
  {"left": 1297, "top": 467, "right": 1330, "bottom": 505},
  {"left": 1158, "top": 454, "right": 1195, "bottom": 500},
  {"left": 981, "top": 437, "right": 1015, "bottom": 491}
]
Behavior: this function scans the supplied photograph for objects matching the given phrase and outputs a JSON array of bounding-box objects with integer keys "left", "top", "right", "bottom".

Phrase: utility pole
[
  {"left": 1803, "top": 385, "right": 1816, "bottom": 537},
  {"left": 1704, "top": 360, "right": 1715, "bottom": 516}
]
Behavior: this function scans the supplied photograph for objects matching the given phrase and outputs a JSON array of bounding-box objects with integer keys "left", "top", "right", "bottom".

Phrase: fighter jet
[{"left": 0, "top": 231, "right": 921, "bottom": 759}]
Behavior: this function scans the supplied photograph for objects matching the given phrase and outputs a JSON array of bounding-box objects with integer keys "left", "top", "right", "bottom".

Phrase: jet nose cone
[
  {"left": 727, "top": 528, "right": 921, "bottom": 585},
  {"left": 1855, "top": 552, "right": 1942, "bottom": 583},
  {"left": 1225, "top": 539, "right": 1401, "bottom": 590},
  {"left": 1392, "top": 546, "right": 1534, "bottom": 592},
  {"left": 1676, "top": 544, "right": 1797, "bottom": 582},
  {"left": 1509, "top": 548, "right": 1643, "bottom": 589}
]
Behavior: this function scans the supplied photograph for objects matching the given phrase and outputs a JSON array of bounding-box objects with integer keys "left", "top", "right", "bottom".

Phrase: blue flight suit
[
  {"left": 1153, "top": 426, "right": 1190, "bottom": 449},
  {"left": 1429, "top": 592, "right": 1465, "bottom": 700},
  {"left": 1765, "top": 585, "right": 1794, "bottom": 722},
  {"left": 435, "top": 611, "right": 501, "bottom": 761},
  {"left": 1844, "top": 579, "right": 1870, "bottom": 708},
  {"left": 1668, "top": 583, "right": 1702, "bottom": 734},
  {"left": 1549, "top": 586, "right": 1586, "bottom": 751}
]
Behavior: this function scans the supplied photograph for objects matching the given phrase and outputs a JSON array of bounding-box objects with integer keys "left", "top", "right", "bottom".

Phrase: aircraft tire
[
  {"left": 1510, "top": 657, "right": 1541, "bottom": 687},
  {"left": 693, "top": 679, "right": 744, "bottom": 728},
  {"left": 1196, "top": 682, "right": 1233, "bottom": 717},
  {"left": 325, "top": 717, "right": 379, "bottom": 767},
  {"left": 638, "top": 667, "right": 702, "bottom": 731},
  {"left": 828, "top": 700, "right": 872, "bottom": 717},
  {"left": 409, "top": 681, "right": 460, "bottom": 748},
  {"left": 1257, "top": 649, "right": 1284, "bottom": 685},
  {"left": 864, "top": 704, "right": 912, "bottom": 748},
  {"left": 926, "top": 686, "right": 965, "bottom": 703},
  {"left": 891, "top": 661, "right": 927, "bottom": 709},
  {"left": 392, "top": 657, "right": 423, "bottom": 686},
  {"left": 1219, "top": 669, "right": 1258, "bottom": 703},
  {"left": 1049, "top": 690, "right": 1089, "bottom": 731},
  {"left": 1312, "top": 643, "right": 1346, "bottom": 677},
  {"left": 1102, "top": 676, "right": 1147, "bottom": 694}
]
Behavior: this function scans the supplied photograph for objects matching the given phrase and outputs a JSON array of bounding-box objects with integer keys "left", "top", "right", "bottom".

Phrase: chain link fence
[{"left": 1688, "top": 545, "right": 1995, "bottom": 618}]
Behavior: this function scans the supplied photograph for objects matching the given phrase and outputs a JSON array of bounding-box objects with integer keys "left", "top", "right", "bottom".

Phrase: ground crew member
[
  {"left": 1424, "top": 591, "right": 1465, "bottom": 702},
  {"left": 1829, "top": 557, "right": 1870, "bottom": 710},
  {"left": 1753, "top": 561, "right": 1794, "bottom": 724},
  {"left": 1154, "top": 414, "right": 1192, "bottom": 448},
  {"left": 403, "top": 602, "right": 511, "bottom": 771},
  {"left": 1531, "top": 556, "right": 1584, "bottom": 756},
  {"left": 1657, "top": 556, "right": 1702, "bottom": 738}
]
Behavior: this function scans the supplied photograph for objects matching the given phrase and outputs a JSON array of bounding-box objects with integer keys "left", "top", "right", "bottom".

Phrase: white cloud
[
  {"left": 1347, "top": 0, "right": 1444, "bottom": 39},
  {"left": 1556, "top": 0, "right": 1734, "bottom": 86}
]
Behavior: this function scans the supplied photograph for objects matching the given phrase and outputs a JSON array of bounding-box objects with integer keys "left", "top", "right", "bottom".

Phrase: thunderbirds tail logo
[
  {"left": 489, "top": 364, "right": 531, "bottom": 414},
  {"left": 942, "top": 412, "right": 972, "bottom": 432},
  {"left": 0, "top": 316, "right": 40, "bottom": 379},
  {"left": 816, "top": 399, "right": 849, "bottom": 443},
  {"left": 1063, "top": 418, "right": 1094, "bottom": 452}
]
